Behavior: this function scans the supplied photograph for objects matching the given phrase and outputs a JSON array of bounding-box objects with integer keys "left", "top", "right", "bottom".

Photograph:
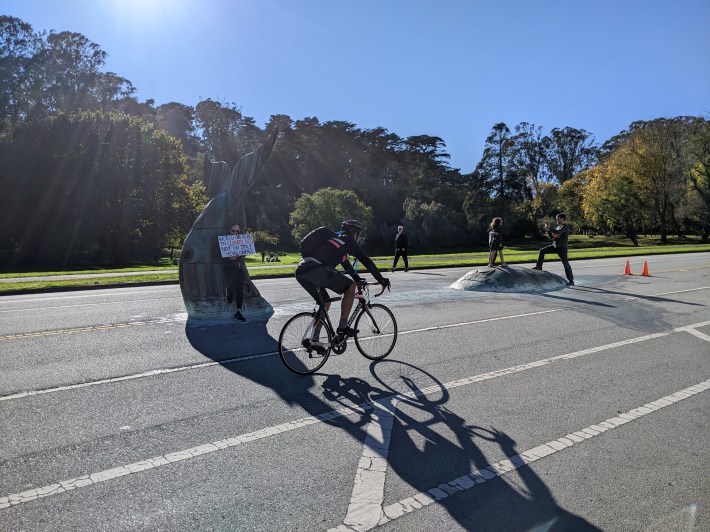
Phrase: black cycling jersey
[{"left": 306, "top": 232, "right": 385, "bottom": 284}]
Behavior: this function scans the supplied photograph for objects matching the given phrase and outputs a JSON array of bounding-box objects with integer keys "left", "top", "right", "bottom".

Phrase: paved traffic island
[{"left": 450, "top": 265, "right": 568, "bottom": 293}]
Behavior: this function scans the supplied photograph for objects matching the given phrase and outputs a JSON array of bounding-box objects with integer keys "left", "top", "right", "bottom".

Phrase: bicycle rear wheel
[
  {"left": 279, "top": 312, "right": 332, "bottom": 374},
  {"left": 354, "top": 303, "right": 397, "bottom": 360}
]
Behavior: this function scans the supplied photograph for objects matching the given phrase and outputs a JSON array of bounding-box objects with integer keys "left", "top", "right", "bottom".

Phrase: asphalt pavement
[{"left": 1, "top": 253, "right": 708, "bottom": 531}]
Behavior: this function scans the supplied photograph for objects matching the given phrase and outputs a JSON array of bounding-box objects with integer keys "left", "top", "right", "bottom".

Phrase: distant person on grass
[
  {"left": 487, "top": 217, "right": 506, "bottom": 267},
  {"left": 533, "top": 213, "right": 574, "bottom": 286}
]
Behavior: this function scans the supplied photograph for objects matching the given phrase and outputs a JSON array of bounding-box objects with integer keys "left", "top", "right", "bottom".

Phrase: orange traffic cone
[
  {"left": 641, "top": 260, "right": 650, "bottom": 277},
  {"left": 623, "top": 260, "right": 632, "bottom": 275}
]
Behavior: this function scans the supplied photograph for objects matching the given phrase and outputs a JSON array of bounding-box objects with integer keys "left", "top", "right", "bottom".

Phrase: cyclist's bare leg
[
  {"left": 339, "top": 283, "right": 356, "bottom": 325},
  {"left": 311, "top": 301, "right": 329, "bottom": 341}
]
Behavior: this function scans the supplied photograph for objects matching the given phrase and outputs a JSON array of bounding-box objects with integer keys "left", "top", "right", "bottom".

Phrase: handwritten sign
[{"left": 218, "top": 234, "right": 256, "bottom": 258}]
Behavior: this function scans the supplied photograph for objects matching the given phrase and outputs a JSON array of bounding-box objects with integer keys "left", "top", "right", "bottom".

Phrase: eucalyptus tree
[
  {"left": 195, "top": 98, "right": 261, "bottom": 167},
  {"left": 544, "top": 126, "right": 598, "bottom": 185},
  {"left": 156, "top": 102, "right": 201, "bottom": 156},
  {"left": 30, "top": 31, "right": 108, "bottom": 114},
  {"left": 474, "top": 123, "right": 527, "bottom": 201},
  {"left": 399, "top": 134, "right": 452, "bottom": 200},
  {"left": 0, "top": 16, "right": 43, "bottom": 133},
  {"left": 510, "top": 122, "right": 550, "bottom": 230}
]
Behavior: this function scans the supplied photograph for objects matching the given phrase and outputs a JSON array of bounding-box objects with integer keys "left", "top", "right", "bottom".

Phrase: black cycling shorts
[{"left": 296, "top": 264, "right": 353, "bottom": 304}]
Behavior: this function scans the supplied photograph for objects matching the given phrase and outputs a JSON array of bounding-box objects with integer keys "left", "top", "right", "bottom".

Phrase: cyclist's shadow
[
  {"left": 321, "top": 362, "right": 600, "bottom": 531},
  {"left": 185, "top": 320, "right": 597, "bottom": 530}
]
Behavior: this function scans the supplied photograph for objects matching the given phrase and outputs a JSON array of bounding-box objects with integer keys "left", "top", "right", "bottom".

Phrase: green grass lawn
[{"left": 1, "top": 235, "right": 708, "bottom": 293}]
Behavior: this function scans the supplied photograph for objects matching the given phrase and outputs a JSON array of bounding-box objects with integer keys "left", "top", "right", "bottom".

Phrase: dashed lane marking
[
  {"left": 1, "top": 322, "right": 708, "bottom": 509},
  {"left": 0, "top": 316, "right": 187, "bottom": 341}
]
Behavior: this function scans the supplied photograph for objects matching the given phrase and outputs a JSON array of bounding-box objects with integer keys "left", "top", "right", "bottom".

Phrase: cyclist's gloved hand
[
  {"left": 353, "top": 274, "right": 364, "bottom": 285},
  {"left": 381, "top": 277, "right": 391, "bottom": 288}
]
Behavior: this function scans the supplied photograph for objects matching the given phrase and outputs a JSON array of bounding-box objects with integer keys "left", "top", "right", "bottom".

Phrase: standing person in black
[
  {"left": 391, "top": 225, "right": 409, "bottom": 272},
  {"left": 533, "top": 213, "right": 574, "bottom": 286},
  {"left": 223, "top": 224, "right": 247, "bottom": 321},
  {"left": 296, "top": 220, "right": 390, "bottom": 347}
]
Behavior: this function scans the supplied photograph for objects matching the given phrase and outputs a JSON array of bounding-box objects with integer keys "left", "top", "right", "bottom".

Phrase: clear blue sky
[{"left": 3, "top": 0, "right": 709, "bottom": 172}]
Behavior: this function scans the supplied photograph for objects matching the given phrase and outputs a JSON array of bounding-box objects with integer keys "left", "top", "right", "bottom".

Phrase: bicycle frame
[
  {"left": 279, "top": 279, "right": 395, "bottom": 374},
  {"left": 309, "top": 282, "right": 380, "bottom": 347}
]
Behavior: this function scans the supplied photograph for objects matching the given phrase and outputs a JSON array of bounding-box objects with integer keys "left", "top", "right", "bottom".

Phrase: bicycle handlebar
[{"left": 358, "top": 280, "right": 390, "bottom": 297}]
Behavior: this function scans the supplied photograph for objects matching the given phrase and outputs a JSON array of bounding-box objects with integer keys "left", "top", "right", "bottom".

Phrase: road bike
[{"left": 278, "top": 280, "right": 397, "bottom": 375}]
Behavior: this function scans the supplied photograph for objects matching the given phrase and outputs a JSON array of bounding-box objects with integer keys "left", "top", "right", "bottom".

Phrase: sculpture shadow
[
  {"left": 538, "top": 283, "right": 705, "bottom": 333},
  {"left": 184, "top": 316, "right": 327, "bottom": 412},
  {"left": 573, "top": 285, "right": 706, "bottom": 307},
  {"left": 539, "top": 292, "right": 616, "bottom": 308}
]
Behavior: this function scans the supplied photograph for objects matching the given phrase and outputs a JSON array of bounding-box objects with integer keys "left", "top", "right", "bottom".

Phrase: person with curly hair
[{"left": 487, "top": 217, "right": 506, "bottom": 267}]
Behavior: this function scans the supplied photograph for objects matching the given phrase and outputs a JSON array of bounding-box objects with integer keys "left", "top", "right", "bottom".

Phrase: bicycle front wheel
[
  {"left": 279, "top": 312, "right": 332, "bottom": 375},
  {"left": 354, "top": 303, "right": 397, "bottom": 360}
]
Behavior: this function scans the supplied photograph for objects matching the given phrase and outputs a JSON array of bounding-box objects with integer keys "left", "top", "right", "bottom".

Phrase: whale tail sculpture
[{"left": 179, "top": 129, "right": 278, "bottom": 320}]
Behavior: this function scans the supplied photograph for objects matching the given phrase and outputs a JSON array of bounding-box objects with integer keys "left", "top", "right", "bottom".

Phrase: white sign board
[{"left": 218, "top": 234, "right": 256, "bottom": 258}]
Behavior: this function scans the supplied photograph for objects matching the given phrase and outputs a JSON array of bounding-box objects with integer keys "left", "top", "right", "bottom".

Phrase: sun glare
[{"left": 104, "top": 0, "right": 188, "bottom": 24}]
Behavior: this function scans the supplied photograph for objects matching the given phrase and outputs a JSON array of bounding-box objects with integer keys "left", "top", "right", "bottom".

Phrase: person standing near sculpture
[
  {"left": 391, "top": 225, "right": 409, "bottom": 272},
  {"left": 223, "top": 224, "right": 247, "bottom": 321},
  {"left": 533, "top": 213, "right": 574, "bottom": 286},
  {"left": 487, "top": 217, "right": 506, "bottom": 267}
]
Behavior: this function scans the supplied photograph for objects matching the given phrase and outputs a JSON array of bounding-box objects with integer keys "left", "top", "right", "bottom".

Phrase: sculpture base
[
  {"left": 183, "top": 295, "right": 274, "bottom": 321},
  {"left": 450, "top": 265, "right": 567, "bottom": 293}
]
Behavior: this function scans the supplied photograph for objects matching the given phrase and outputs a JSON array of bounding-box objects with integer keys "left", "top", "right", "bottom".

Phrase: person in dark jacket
[
  {"left": 391, "top": 225, "right": 409, "bottom": 272},
  {"left": 223, "top": 224, "right": 247, "bottom": 321},
  {"left": 296, "top": 220, "right": 390, "bottom": 341},
  {"left": 533, "top": 213, "right": 574, "bottom": 285}
]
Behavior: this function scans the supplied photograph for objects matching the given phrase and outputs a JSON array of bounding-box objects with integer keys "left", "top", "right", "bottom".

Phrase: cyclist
[{"left": 296, "top": 220, "right": 390, "bottom": 346}]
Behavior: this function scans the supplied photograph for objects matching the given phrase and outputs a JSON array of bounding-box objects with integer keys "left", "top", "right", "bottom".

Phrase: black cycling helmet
[{"left": 341, "top": 220, "right": 364, "bottom": 234}]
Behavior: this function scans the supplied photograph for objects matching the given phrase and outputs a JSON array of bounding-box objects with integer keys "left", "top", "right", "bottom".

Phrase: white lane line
[
  {"left": 0, "top": 288, "right": 179, "bottom": 304},
  {"left": 397, "top": 309, "right": 562, "bottom": 335},
  {"left": 0, "top": 315, "right": 187, "bottom": 342},
  {"left": 0, "top": 403, "right": 372, "bottom": 510},
  {"left": 651, "top": 286, "right": 710, "bottom": 296},
  {"left": 677, "top": 327, "right": 710, "bottom": 343},
  {"left": 0, "top": 298, "right": 183, "bottom": 313},
  {"left": 342, "top": 397, "right": 398, "bottom": 532},
  {"left": 618, "top": 286, "right": 710, "bottom": 301},
  {"left": 2, "top": 323, "right": 708, "bottom": 509},
  {"left": 361, "top": 379, "right": 710, "bottom": 531},
  {"left": 0, "top": 350, "right": 273, "bottom": 401}
]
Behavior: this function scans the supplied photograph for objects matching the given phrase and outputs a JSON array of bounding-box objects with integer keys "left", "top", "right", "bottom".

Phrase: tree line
[{"left": 1, "top": 16, "right": 708, "bottom": 267}]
